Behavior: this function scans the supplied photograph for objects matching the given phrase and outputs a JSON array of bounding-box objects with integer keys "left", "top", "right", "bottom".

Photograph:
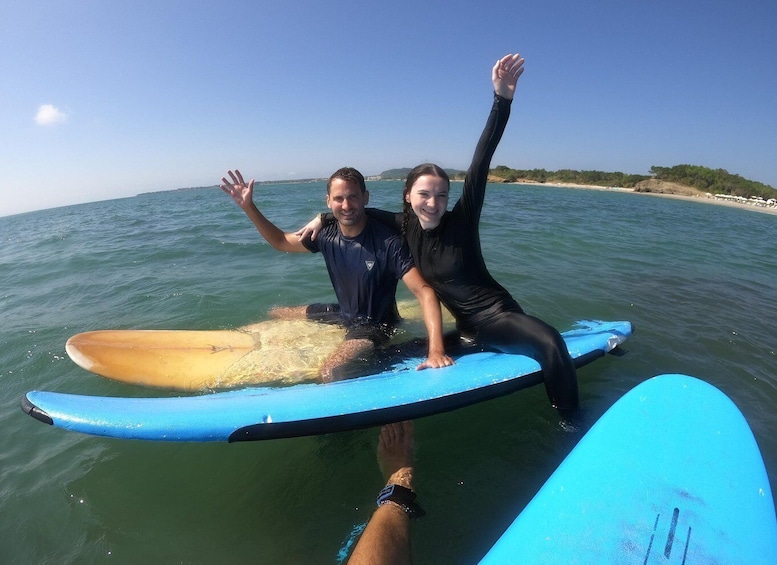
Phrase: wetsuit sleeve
[
  {"left": 301, "top": 235, "right": 320, "bottom": 253},
  {"left": 365, "top": 208, "right": 403, "bottom": 232},
  {"left": 458, "top": 93, "right": 512, "bottom": 224}
]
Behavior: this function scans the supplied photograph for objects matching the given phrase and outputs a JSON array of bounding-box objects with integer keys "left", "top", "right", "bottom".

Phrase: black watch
[{"left": 376, "top": 484, "right": 426, "bottom": 518}]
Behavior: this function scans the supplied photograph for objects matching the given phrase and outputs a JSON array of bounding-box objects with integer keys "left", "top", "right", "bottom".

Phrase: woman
[{"left": 306, "top": 53, "right": 579, "bottom": 411}]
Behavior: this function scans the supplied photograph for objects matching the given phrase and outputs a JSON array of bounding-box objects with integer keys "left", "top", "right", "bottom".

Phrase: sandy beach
[{"left": 514, "top": 181, "right": 777, "bottom": 216}]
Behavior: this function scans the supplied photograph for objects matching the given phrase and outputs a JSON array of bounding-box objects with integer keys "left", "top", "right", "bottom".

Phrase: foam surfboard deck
[
  {"left": 64, "top": 300, "right": 453, "bottom": 390},
  {"left": 22, "top": 320, "right": 631, "bottom": 442},
  {"left": 479, "top": 374, "right": 777, "bottom": 564}
]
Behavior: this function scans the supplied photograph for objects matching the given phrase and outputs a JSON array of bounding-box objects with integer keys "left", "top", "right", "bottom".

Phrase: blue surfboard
[
  {"left": 479, "top": 374, "right": 777, "bottom": 564},
  {"left": 21, "top": 320, "right": 631, "bottom": 442}
]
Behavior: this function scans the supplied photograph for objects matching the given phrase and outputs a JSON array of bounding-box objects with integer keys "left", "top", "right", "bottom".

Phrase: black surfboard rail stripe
[
  {"left": 229, "top": 366, "right": 546, "bottom": 442},
  {"left": 229, "top": 347, "right": 613, "bottom": 442},
  {"left": 20, "top": 395, "right": 53, "bottom": 425}
]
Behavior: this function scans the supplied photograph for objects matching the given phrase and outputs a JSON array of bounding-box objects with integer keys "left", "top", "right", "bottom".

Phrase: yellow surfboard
[{"left": 65, "top": 301, "right": 453, "bottom": 391}]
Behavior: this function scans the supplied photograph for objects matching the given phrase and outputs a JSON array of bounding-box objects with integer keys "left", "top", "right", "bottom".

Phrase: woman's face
[{"left": 405, "top": 175, "right": 449, "bottom": 229}]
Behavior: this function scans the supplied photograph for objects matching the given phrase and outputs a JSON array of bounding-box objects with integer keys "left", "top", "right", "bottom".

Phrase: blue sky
[{"left": 2, "top": 0, "right": 776, "bottom": 217}]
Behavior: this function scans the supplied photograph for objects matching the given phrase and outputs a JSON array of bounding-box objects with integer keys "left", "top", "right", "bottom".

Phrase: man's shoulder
[
  {"left": 307, "top": 222, "right": 341, "bottom": 245},
  {"left": 300, "top": 222, "right": 338, "bottom": 252},
  {"left": 320, "top": 222, "right": 342, "bottom": 238},
  {"left": 359, "top": 221, "right": 407, "bottom": 259}
]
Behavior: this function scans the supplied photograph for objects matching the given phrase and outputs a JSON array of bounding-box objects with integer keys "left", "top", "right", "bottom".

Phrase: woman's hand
[
  {"left": 416, "top": 351, "right": 455, "bottom": 371},
  {"left": 295, "top": 214, "right": 324, "bottom": 241},
  {"left": 493, "top": 53, "right": 525, "bottom": 100}
]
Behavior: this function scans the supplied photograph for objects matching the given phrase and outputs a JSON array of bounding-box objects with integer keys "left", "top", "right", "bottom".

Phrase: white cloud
[{"left": 35, "top": 104, "right": 68, "bottom": 126}]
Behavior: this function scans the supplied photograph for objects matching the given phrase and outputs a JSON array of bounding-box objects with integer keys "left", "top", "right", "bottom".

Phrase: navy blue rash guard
[{"left": 301, "top": 217, "right": 414, "bottom": 337}]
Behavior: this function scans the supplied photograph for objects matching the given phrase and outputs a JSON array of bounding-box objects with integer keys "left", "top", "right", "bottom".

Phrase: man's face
[{"left": 326, "top": 178, "right": 369, "bottom": 234}]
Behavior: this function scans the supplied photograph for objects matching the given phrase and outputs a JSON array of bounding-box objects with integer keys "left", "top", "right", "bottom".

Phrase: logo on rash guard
[{"left": 365, "top": 261, "right": 375, "bottom": 271}]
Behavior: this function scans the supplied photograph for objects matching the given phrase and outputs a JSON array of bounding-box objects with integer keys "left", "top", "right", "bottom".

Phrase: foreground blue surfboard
[
  {"left": 21, "top": 320, "right": 630, "bottom": 442},
  {"left": 479, "top": 374, "right": 777, "bottom": 564}
]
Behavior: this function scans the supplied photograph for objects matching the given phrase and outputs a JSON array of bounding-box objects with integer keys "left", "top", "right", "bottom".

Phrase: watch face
[{"left": 376, "top": 484, "right": 425, "bottom": 518}]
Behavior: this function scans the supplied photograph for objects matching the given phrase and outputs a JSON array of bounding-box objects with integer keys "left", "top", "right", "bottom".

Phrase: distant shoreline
[
  {"left": 508, "top": 180, "right": 777, "bottom": 216},
  {"left": 148, "top": 179, "right": 776, "bottom": 217}
]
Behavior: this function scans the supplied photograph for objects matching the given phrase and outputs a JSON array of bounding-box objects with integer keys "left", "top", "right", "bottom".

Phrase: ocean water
[{"left": 1, "top": 182, "right": 775, "bottom": 564}]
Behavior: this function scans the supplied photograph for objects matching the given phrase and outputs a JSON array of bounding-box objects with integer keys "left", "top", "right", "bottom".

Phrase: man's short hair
[{"left": 328, "top": 167, "right": 366, "bottom": 194}]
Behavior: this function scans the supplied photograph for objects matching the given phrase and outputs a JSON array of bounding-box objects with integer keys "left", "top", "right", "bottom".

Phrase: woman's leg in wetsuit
[{"left": 476, "top": 311, "right": 579, "bottom": 411}]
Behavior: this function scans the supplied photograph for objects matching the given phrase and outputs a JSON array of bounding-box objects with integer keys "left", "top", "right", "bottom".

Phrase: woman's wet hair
[{"left": 401, "top": 164, "right": 450, "bottom": 239}]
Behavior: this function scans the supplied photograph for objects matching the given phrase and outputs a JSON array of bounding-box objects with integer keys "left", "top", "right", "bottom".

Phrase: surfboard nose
[{"left": 20, "top": 393, "right": 53, "bottom": 425}]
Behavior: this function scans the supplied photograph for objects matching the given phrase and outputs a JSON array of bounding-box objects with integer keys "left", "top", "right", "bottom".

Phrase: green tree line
[
  {"left": 490, "top": 166, "right": 649, "bottom": 188},
  {"left": 489, "top": 164, "right": 776, "bottom": 199}
]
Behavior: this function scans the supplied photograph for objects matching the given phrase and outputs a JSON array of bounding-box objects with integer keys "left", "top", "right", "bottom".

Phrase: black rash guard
[
  {"left": 360, "top": 93, "right": 580, "bottom": 410},
  {"left": 366, "top": 94, "right": 520, "bottom": 334}
]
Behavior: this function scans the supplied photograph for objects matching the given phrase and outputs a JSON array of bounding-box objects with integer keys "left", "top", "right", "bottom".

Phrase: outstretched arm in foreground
[
  {"left": 402, "top": 268, "right": 453, "bottom": 371},
  {"left": 220, "top": 169, "right": 308, "bottom": 253},
  {"left": 348, "top": 421, "right": 416, "bottom": 565}
]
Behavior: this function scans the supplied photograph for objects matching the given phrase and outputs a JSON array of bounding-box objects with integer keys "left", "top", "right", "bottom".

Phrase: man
[{"left": 220, "top": 167, "right": 453, "bottom": 381}]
